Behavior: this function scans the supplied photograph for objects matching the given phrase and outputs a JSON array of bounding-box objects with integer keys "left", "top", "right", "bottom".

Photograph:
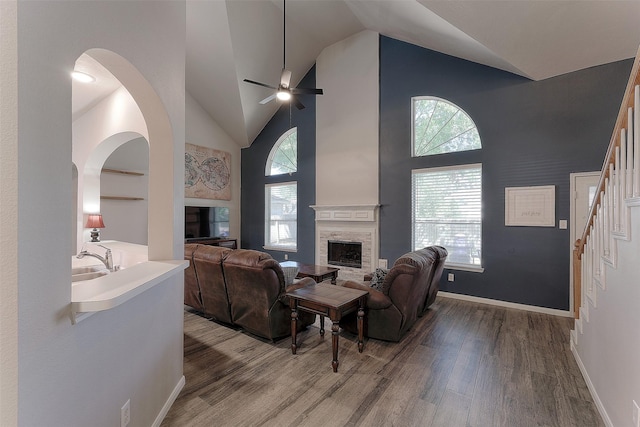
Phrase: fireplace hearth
[{"left": 328, "top": 240, "right": 362, "bottom": 268}]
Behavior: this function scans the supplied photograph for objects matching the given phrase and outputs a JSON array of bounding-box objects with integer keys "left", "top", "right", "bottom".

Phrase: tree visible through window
[
  {"left": 266, "top": 128, "right": 297, "bottom": 176},
  {"left": 412, "top": 165, "right": 482, "bottom": 267},
  {"left": 265, "top": 182, "right": 297, "bottom": 250},
  {"left": 412, "top": 97, "right": 481, "bottom": 157},
  {"left": 265, "top": 128, "right": 298, "bottom": 251}
]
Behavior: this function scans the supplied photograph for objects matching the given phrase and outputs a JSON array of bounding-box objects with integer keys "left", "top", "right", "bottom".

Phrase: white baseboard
[
  {"left": 438, "top": 291, "right": 573, "bottom": 317},
  {"left": 571, "top": 344, "right": 613, "bottom": 427},
  {"left": 152, "top": 375, "right": 185, "bottom": 427}
]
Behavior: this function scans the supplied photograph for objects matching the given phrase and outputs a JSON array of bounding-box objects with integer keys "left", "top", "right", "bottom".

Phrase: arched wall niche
[
  {"left": 101, "top": 137, "right": 149, "bottom": 245},
  {"left": 78, "top": 132, "right": 148, "bottom": 246},
  {"left": 74, "top": 48, "right": 175, "bottom": 260}
]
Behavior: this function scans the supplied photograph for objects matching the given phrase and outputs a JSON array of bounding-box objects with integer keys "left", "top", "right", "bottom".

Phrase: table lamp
[{"left": 86, "top": 214, "right": 105, "bottom": 242}]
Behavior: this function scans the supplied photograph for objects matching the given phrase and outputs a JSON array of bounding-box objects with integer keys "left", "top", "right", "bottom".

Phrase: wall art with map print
[{"left": 185, "top": 143, "right": 231, "bottom": 200}]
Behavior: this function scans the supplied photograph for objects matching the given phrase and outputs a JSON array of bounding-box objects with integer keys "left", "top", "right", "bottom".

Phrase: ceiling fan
[{"left": 243, "top": 0, "right": 323, "bottom": 110}]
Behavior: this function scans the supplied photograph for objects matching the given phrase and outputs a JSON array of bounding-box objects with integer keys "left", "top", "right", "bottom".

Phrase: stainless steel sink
[
  {"left": 72, "top": 266, "right": 109, "bottom": 282},
  {"left": 72, "top": 265, "right": 107, "bottom": 275}
]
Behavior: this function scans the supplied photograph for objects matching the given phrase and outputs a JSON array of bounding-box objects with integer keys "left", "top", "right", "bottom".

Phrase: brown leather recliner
[
  {"left": 340, "top": 247, "right": 439, "bottom": 342},
  {"left": 186, "top": 244, "right": 234, "bottom": 324},
  {"left": 419, "top": 246, "right": 447, "bottom": 315},
  {"left": 184, "top": 243, "right": 207, "bottom": 313},
  {"left": 184, "top": 244, "right": 316, "bottom": 341}
]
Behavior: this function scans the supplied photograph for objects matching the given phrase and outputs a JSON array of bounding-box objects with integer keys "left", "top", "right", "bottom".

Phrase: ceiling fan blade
[
  {"left": 292, "top": 87, "right": 324, "bottom": 96},
  {"left": 259, "top": 94, "right": 277, "bottom": 105},
  {"left": 280, "top": 69, "right": 292, "bottom": 89},
  {"left": 293, "top": 97, "right": 305, "bottom": 110},
  {"left": 244, "top": 79, "right": 277, "bottom": 90}
]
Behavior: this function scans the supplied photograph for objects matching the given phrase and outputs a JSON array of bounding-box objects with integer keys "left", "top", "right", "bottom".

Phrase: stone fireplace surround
[{"left": 311, "top": 205, "right": 379, "bottom": 281}]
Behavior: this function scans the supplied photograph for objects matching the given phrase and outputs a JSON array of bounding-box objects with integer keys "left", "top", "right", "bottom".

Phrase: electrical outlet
[
  {"left": 633, "top": 400, "right": 639, "bottom": 427},
  {"left": 121, "top": 399, "right": 130, "bottom": 427},
  {"left": 448, "top": 273, "right": 454, "bottom": 282},
  {"left": 284, "top": 254, "right": 288, "bottom": 260},
  {"left": 378, "top": 259, "right": 388, "bottom": 269}
]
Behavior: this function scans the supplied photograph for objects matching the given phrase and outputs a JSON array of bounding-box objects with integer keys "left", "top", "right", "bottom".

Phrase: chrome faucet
[{"left": 76, "top": 244, "right": 115, "bottom": 271}]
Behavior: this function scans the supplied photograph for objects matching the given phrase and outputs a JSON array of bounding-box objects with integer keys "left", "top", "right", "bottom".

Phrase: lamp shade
[{"left": 86, "top": 214, "right": 105, "bottom": 229}]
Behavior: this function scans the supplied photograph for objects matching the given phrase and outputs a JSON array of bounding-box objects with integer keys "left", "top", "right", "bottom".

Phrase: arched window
[
  {"left": 412, "top": 97, "right": 481, "bottom": 157},
  {"left": 264, "top": 128, "right": 298, "bottom": 251},
  {"left": 266, "top": 127, "right": 297, "bottom": 176},
  {"left": 411, "top": 97, "right": 483, "bottom": 271}
]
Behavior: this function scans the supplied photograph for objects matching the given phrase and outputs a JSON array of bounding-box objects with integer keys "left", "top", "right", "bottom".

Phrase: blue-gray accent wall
[
  {"left": 241, "top": 37, "right": 632, "bottom": 311},
  {"left": 241, "top": 66, "right": 317, "bottom": 264},
  {"left": 379, "top": 36, "right": 632, "bottom": 310}
]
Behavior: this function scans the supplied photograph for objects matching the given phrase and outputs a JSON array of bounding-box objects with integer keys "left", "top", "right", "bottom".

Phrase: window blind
[
  {"left": 412, "top": 164, "right": 482, "bottom": 266},
  {"left": 265, "top": 182, "right": 297, "bottom": 250}
]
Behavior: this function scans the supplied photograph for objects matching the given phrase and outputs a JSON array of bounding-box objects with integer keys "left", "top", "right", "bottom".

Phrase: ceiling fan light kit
[
  {"left": 277, "top": 90, "right": 291, "bottom": 101},
  {"left": 243, "top": 0, "right": 323, "bottom": 110}
]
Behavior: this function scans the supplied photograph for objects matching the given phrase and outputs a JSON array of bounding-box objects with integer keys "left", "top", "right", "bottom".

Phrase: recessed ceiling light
[{"left": 71, "top": 71, "right": 95, "bottom": 83}]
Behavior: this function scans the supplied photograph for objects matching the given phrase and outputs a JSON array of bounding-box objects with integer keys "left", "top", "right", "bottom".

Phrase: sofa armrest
[
  {"left": 342, "top": 280, "right": 393, "bottom": 310},
  {"left": 280, "top": 277, "right": 316, "bottom": 305}
]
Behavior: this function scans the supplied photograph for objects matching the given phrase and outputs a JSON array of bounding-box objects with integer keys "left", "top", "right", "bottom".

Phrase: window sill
[
  {"left": 263, "top": 245, "right": 297, "bottom": 253},
  {"left": 445, "top": 262, "right": 484, "bottom": 273}
]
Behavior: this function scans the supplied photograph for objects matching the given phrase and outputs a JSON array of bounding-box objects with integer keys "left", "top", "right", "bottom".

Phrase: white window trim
[
  {"left": 265, "top": 127, "right": 297, "bottom": 176},
  {"left": 411, "top": 96, "right": 481, "bottom": 158},
  {"left": 411, "top": 163, "right": 482, "bottom": 181},
  {"left": 262, "top": 245, "right": 298, "bottom": 253},
  {"left": 265, "top": 181, "right": 297, "bottom": 251},
  {"left": 412, "top": 163, "right": 483, "bottom": 270},
  {"left": 445, "top": 262, "right": 484, "bottom": 273}
]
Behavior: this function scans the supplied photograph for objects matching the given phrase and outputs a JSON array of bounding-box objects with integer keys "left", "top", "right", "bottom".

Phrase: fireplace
[
  {"left": 328, "top": 240, "right": 362, "bottom": 268},
  {"left": 312, "top": 205, "right": 379, "bottom": 281}
]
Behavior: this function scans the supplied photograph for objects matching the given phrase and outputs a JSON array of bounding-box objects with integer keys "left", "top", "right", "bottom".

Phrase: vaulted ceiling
[{"left": 76, "top": 1, "right": 640, "bottom": 148}]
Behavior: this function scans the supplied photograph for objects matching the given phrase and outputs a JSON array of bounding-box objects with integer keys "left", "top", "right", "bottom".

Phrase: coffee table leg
[
  {"left": 319, "top": 316, "right": 325, "bottom": 337},
  {"left": 331, "top": 320, "right": 340, "bottom": 372},
  {"left": 331, "top": 272, "right": 337, "bottom": 285},
  {"left": 357, "top": 304, "right": 365, "bottom": 353},
  {"left": 290, "top": 298, "right": 298, "bottom": 355}
]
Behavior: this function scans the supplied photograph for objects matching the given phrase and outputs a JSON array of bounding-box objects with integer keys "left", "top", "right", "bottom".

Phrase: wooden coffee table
[
  {"left": 280, "top": 261, "right": 339, "bottom": 284},
  {"left": 286, "top": 282, "right": 368, "bottom": 372}
]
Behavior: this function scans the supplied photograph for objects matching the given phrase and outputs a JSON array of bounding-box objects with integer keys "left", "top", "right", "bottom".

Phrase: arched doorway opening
[{"left": 72, "top": 48, "right": 176, "bottom": 260}]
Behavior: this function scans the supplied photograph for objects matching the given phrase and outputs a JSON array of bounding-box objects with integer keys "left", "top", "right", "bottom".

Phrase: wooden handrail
[
  {"left": 573, "top": 45, "right": 640, "bottom": 319},
  {"left": 573, "top": 239, "right": 582, "bottom": 319},
  {"left": 578, "top": 45, "right": 640, "bottom": 258}
]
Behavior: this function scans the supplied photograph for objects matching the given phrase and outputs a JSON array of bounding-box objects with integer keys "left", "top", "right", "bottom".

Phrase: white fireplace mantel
[{"left": 311, "top": 204, "right": 379, "bottom": 222}]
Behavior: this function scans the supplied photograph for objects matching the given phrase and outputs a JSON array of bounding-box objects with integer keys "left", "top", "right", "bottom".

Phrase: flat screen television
[{"left": 185, "top": 206, "right": 230, "bottom": 240}]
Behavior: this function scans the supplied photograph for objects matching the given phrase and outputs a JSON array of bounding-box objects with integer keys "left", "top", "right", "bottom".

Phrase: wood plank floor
[{"left": 161, "top": 297, "right": 603, "bottom": 427}]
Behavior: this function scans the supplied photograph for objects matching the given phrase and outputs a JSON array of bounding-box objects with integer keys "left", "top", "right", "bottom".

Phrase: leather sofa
[
  {"left": 419, "top": 245, "right": 448, "bottom": 315},
  {"left": 184, "top": 244, "right": 316, "bottom": 340},
  {"left": 340, "top": 246, "right": 447, "bottom": 342}
]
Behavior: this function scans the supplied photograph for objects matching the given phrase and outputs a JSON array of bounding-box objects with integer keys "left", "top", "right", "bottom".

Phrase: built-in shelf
[
  {"left": 101, "top": 168, "right": 144, "bottom": 176},
  {"left": 101, "top": 196, "right": 145, "bottom": 201},
  {"left": 101, "top": 169, "right": 146, "bottom": 200}
]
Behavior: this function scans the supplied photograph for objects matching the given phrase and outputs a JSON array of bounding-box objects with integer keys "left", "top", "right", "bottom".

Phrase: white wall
[
  {"left": 5, "top": 2, "right": 186, "bottom": 426},
  {"left": 0, "top": 1, "right": 19, "bottom": 424},
  {"left": 316, "top": 30, "right": 379, "bottom": 206},
  {"left": 573, "top": 205, "right": 640, "bottom": 427},
  {"left": 186, "top": 92, "right": 242, "bottom": 242}
]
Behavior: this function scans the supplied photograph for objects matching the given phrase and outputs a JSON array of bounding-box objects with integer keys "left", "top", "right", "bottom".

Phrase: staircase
[{"left": 571, "top": 46, "right": 640, "bottom": 427}]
